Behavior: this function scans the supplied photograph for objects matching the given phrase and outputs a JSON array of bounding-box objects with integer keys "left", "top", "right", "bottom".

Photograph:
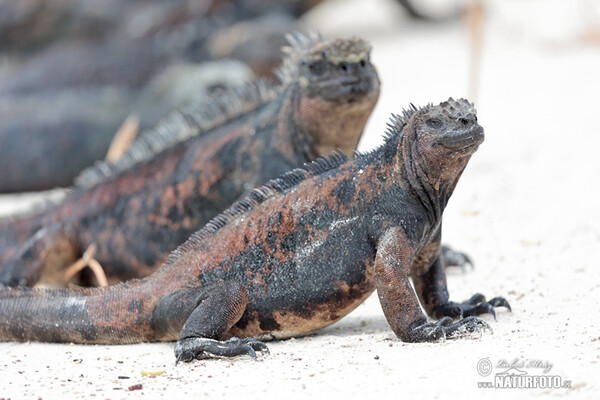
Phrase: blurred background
[{"left": 1, "top": 0, "right": 599, "bottom": 397}]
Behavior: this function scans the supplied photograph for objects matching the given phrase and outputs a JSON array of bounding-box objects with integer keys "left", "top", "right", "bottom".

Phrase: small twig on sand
[
  {"left": 62, "top": 244, "right": 108, "bottom": 287},
  {"left": 106, "top": 115, "right": 139, "bottom": 162}
]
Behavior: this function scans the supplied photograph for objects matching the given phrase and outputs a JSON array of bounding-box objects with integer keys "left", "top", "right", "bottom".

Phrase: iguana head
[
  {"left": 278, "top": 32, "right": 380, "bottom": 157},
  {"left": 409, "top": 97, "right": 482, "bottom": 156},
  {"left": 388, "top": 98, "right": 483, "bottom": 213}
]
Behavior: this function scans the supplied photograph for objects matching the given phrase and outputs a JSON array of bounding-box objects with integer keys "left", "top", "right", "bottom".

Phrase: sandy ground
[{"left": 1, "top": 0, "right": 600, "bottom": 398}]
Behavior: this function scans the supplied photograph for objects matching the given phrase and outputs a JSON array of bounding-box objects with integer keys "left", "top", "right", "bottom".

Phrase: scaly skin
[
  {"left": 0, "top": 99, "right": 510, "bottom": 362},
  {"left": 0, "top": 33, "right": 381, "bottom": 287}
]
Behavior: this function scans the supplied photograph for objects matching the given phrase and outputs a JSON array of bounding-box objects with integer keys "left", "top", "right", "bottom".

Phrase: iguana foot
[
  {"left": 436, "top": 293, "right": 511, "bottom": 320},
  {"left": 175, "top": 337, "right": 269, "bottom": 364},
  {"left": 441, "top": 245, "right": 473, "bottom": 272},
  {"left": 405, "top": 316, "right": 491, "bottom": 342}
]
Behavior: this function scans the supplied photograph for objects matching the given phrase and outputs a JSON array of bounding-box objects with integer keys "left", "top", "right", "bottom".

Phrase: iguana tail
[{"left": 0, "top": 278, "right": 172, "bottom": 344}]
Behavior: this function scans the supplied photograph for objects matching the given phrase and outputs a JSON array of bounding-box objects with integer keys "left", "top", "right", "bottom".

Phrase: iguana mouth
[
  {"left": 438, "top": 125, "right": 484, "bottom": 150},
  {"left": 317, "top": 73, "right": 378, "bottom": 102},
  {"left": 328, "top": 73, "right": 376, "bottom": 89}
]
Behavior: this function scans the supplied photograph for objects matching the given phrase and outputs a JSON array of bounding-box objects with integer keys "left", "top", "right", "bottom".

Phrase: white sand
[{"left": 1, "top": 0, "right": 599, "bottom": 398}]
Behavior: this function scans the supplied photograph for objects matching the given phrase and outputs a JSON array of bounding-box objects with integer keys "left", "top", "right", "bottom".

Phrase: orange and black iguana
[
  {"left": 0, "top": 99, "right": 510, "bottom": 362},
  {"left": 0, "top": 32, "right": 381, "bottom": 287}
]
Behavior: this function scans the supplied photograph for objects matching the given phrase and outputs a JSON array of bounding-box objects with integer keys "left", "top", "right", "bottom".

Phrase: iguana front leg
[
  {"left": 411, "top": 234, "right": 511, "bottom": 320},
  {"left": 374, "top": 228, "right": 490, "bottom": 342},
  {"left": 0, "top": 224, "right": 78, "bottom": 287},
  {"left": 163, "top": 281, "right": 268, "bottom": 363}
]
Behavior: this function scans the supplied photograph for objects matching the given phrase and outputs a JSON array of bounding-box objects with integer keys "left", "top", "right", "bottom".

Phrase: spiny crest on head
[
  {"left": 306, "top": 37, "right": 371, "bottom": 65},
  {"left": 439, "top": 98, "right": 476, "bottom": 119},
  {"left": 275, "top": 31, "right": 371, "bottom": 83},
  {"left": 275, "top": 31, "right": 324, "bottom": 83},
  {"left": 383, "top": 103, "right": 421, "bottom": 141},
  {"left": 382, "top": 98, "right": 476, "bottom": 142}
]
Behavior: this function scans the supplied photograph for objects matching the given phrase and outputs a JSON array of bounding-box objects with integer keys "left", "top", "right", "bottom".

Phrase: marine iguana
[
  {"left": 0, "top": 99, "right": 511, "bottom": 362},
  {"left": 0, "top": 32, "right": 381, "bottom": 287}
]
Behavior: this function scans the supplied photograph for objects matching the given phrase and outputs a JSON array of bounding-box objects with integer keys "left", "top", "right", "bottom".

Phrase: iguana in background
[
  {"left": 0, "top": 0, "right": 322, "bottom": 192},
  {"left": 0, "top": 99, "right": 511, "bottom": 362},
  {"left": 0, "top": 60, "right": 254, "bottom": 193},
  {"left": 0, "top": 32, "right": 381, "bottom": 287}
]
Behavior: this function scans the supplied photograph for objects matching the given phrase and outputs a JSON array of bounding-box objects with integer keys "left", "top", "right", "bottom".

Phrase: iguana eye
[
  {"left": 426, "top": 118, "right": 443, "bottom": 129},
  {"left": 309, "top": 61, "right": 326, "bottom": 76}
]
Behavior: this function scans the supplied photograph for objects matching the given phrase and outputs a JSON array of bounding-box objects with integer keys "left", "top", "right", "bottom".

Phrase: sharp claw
[
  {"left": 246, "top": 346, "right": 258, "bottom": 359},
  {"left": 254, "top": 343, "right": 269, "bottom": 353},
  {"left": 463, "top": 253, "right": 474, "bottom": 267},
  {"left": 489, "top": 297, "right": 512, "bottom": 312},
  {"left": 237, "top": 338, "right": 269, "bottom": 355},
  {"left": 487, "top": 304, "right": 497, "bottom": 321},
  {"left": 439, "top": 327, "right": 447, "bottom": 342},
  {"left": 442, "top": 246, "right": 475, "bottom": 271},
  {"left": 467, "top": 293, "right": 486, "bottom": 305},
  {"left": 470, "top": 302, "right": 497, "bottom": 320}
]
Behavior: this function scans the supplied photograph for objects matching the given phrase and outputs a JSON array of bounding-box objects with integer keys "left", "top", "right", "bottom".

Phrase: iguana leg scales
[
  {"left": 441, "top": 245, "right": 473, "bottom": 272},
  {"left": 175, "top": 337, "right": 269, "bottom": 364},
  {"left": 437, "top": 293, "right": 511, "bottom": 320}
]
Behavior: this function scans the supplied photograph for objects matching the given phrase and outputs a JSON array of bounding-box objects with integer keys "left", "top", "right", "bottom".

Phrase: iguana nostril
[{"left": 459, "top": 118, "right": 470, "bottom": 126}]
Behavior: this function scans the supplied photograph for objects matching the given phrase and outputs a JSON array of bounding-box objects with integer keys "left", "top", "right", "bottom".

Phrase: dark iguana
[
  {"left": 0, "top": 32, "right": 381, "bottom": 287},
  {"left": 0, "top": 99, "right": 510, "bottom": 362}
]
